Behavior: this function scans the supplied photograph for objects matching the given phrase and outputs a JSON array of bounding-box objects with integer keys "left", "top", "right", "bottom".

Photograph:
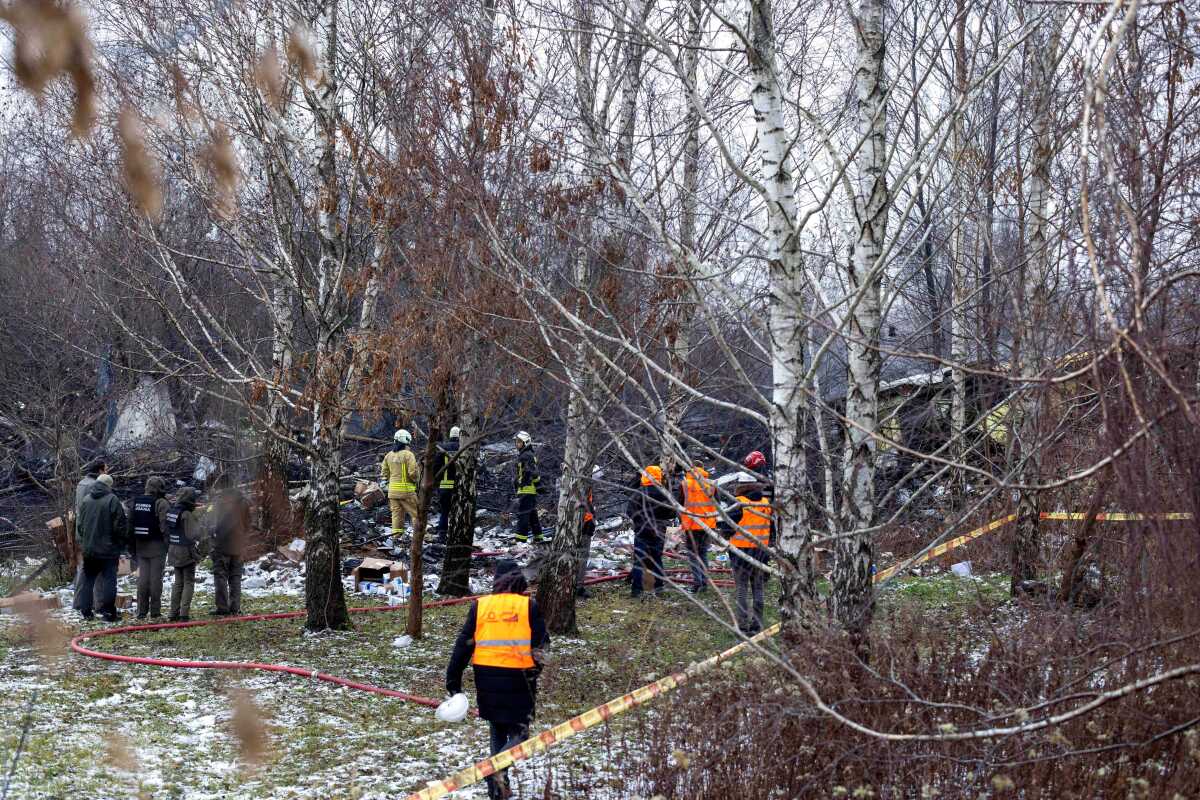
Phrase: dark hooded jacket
[
  {"left": 130, "top": 476, "right": 171, "bottom": 559},
  {"left": 446, "top": 560, "right": 550, "bottom": 725},
  {"left": 626, "top": 480, "right": 676, "bottom": 538},
  {"left": 77, "top": 481, "right": 129, "bottom": 558},
  {"left": 166, "top": 488, "right": 204, "bottom": 568}
]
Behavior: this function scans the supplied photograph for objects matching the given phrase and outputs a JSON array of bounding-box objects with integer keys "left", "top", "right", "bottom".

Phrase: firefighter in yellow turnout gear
[{"left": 382, "top": 429, "right": 421, "bottom": 536}]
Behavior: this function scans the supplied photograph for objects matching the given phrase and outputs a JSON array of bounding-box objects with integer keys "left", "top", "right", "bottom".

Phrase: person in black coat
[
  {"left": 446, "top": 560, "right": 549, "bottom": 800},
  {"left": 626, "top": 465, "right": 677, "bottom": 599}
]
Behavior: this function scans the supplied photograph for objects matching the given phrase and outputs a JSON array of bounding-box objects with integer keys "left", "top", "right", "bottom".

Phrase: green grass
[
  {"left": 883, "top": 571, "right": 1011, "bottom": 613},
  {"left": 0, "top": 568, "right": 1011, "bottom": 799}
]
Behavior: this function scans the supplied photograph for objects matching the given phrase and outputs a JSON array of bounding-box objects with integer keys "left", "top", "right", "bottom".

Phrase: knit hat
[{"left": 96, "top": 473, "right": 114, "bottom": 487}]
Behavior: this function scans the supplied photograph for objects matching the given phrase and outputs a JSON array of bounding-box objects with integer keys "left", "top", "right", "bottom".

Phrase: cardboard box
[
  {"left": 355, "top": 480, "right": 385, "bottom": 510},
  {"left": 352, "top": 557, "right": 407, "bottom": 591},
  {"left": 0, "top": 592, "right": 61, "bottom": 614},
  {"left": 115, "top": 595, "right": 133, "bottom": 610}
]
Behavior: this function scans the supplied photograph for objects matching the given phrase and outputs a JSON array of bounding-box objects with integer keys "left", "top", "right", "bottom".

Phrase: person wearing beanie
[
  {"left": 72, "top": 459, "right": 108, "bottom": 612},
  {"left": 167, "top": 487, "right": 204, "bottom": 621},
  {"left": 446, "top": 560, "right": 550, "bottom": 800},
  {"left": 131, "top": 476, "right": 170, "bottom": 619},
  {"left": 75, "top": 471, "right": 129, "bottom": 621},
  {"left": 625, "top": 465, "right": 676, "bottom": 599}
]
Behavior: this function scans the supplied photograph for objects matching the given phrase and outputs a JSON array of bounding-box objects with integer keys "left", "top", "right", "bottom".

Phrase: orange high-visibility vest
[
  {"left": 681, "top": 468, "right": 717, "bottom": 531},
  {"left": 472, "top": 593, "right": 534, "bottom": 669},
  {"left": 583, "top": 489, "right": 594, "bottom": 524},
  {"left": 731, "top": 496, "right": 771, "bottom": 549}
]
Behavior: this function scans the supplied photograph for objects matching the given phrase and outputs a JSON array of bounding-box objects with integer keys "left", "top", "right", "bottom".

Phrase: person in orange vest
[
  {"left": 575, "top": 465, "right": 603, "bottom": 599},
  {"left": 626, "top": 465, "right": 675, "bottom": 599},
  {"left": 675, "top": 461, "right": 718, "bottom": 594},
  {"left": 446, "top": 560, "right": 549, "bottom": 800},
  {"left": 718, "top": 485, "right": 774, "bottom": 635}
]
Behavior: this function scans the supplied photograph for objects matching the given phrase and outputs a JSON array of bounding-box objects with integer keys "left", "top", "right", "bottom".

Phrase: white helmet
[
  {"left": 435, "top": 692, "right": 470, "bottom": 723},
  {"left": 394, "top": 429, "right": 412, "bottom": 445},
  {"left": 449, "top": 426, "right": 462, "bottom": 439},
  {"left": 514, "top": 430, "right": 532, "bottom": 446}
]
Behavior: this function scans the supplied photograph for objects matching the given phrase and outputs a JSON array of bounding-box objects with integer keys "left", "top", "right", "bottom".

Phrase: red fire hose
[{"left": 69, "top": 571, "right": 637, "bottom": 706}]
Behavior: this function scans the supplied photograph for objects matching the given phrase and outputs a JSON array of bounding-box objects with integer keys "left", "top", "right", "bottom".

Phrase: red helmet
[{"left": 743, "top": 450, "right": 767, "bottom": 470}]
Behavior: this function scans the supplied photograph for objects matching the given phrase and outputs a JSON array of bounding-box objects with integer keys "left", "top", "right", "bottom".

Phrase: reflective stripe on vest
[
  {"left": 731, "top": 496, "right": 771, "bottom": 549},
  {"left": 439, "top": 452, "right": 455, "bottom": 490},
  {"left": 166, "top": 507, "right": 188, "bottom": 546},
  {"left": 516, "top": 456, "right": 539, "bottom": 495},
  {"left": 386, "top": 452, "right": 416, "bottom": 494},
  {"left": 472, "top": 593, "right": 534, "bottom": 669},
  {"left": 131, "top": 495, "right": 162, "bottom": 538},
  {"left": 681, "top": 470, "right": 717, "bottom": 531}
]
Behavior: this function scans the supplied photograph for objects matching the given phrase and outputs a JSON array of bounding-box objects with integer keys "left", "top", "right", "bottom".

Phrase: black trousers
[
  {"left": 514, "top": 494, "right": 542, "bottom": 543},
  {"left": 630, "top": 531, "right": 665, "bottom": 596},
  {"left": 435, "top": 488, "right": 454, "bottom": 539},
  {"left": 77, "top": 556, "right": 118, "bottom": 618},
  {"left": 486, "top": 720, "right": 529, "bottom": 798}
]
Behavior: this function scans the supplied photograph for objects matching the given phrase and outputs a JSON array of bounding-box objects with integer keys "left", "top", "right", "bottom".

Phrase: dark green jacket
[
  {"left": 167, "top": 503, "right": 204, "bottom": 568},
  {"left": 77, "top": 483, "right": 130, "bottom": 558}
]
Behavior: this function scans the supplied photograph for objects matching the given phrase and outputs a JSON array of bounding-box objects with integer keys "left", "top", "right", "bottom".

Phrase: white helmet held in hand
[
  {"left": 436, "top": 692, "right": 470, "bottom": 723},
  {"left": 514, "top": 430, "right": 532, "bottom": 446},
  {"left": 449, "top": 425, "right": 462, "bottom": 439},
  {"left": 394, "top": 429, "right": 412, "bottom": 445}
]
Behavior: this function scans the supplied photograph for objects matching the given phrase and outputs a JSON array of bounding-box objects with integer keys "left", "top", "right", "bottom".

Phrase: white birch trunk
[
  {"left": 748, "top": 0, "right": 817, "bottom": 635},
  {"left": 302, "top": 0, "right": 350, "bottom": 630},
  {"left": 536, "top": 2, "right": 608, "bottom": 634},
  {"left": 1011, "top": 13, "right": 1063, "bottom": 593},
  {"left": 948, "top": 0, "right": 970, "bottom": 492},
  {"left": 833, "top": 0, "right": 888, "bottom": 644}
]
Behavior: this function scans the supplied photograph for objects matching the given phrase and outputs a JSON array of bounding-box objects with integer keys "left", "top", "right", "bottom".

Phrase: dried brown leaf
[
  {"left": 104, "top": 730, "right": 139, "bottom": 772},
  {"left": 118, "top": 108, "right": 163, "bottom": 220},
  {"left": 201, "top": 125, "right": 240, "bottom": 220},
  {"left": 13, "top": 594, "right": 70, "bottom": 663},
  {"left": 169, "top": 65, "right": 198, "bottom": 124},
  {"left": 229, "top": 688, "right": 272, "bottom": 767},
  {"left": 286, "top": 24, "right": 317, "bottom": 83},
  {"left": 253, "top": 46, "right": 284, "bottom": 110},
  {"left": 0, "top": 0, "right": 96, "bottom": 136}
]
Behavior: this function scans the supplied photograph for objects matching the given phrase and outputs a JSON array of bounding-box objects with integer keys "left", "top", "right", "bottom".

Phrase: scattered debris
[
  {"left": 277, "top": 538, "right": 306, "bottom": 564},
  {"left": 106, "top": 376, "right": 177, "bottom": 451}
]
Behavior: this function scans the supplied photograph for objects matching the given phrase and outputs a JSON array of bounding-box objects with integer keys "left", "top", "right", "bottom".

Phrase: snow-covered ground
[{"left": 0, "top": 522, "right": 702, "bottom": 800}]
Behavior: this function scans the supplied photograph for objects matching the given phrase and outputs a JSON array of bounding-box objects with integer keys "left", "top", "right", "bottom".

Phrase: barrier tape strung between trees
[
  {"left": 872, "top": 510, "right": 1192, "bottom": 583},
  {"left": 409, "top": 508, "right": 1195, "bottom": 799},
  {"left": 408, "top": 536, "right": 922, "bottom": 800},
  {"left": 1039, "top": 511, "right": 1193, "bottom": 521}
]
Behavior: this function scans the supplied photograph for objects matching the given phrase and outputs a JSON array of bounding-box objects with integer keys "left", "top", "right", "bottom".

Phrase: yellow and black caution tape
[
  {"left": 1039, "top": 511, "right": 1193, "bottom": 522},
  {"left": 873, "top": 514, "right": 1017, "bottom": 583},
  {"left": 407, "top": 623, "right": 781, "bottom": 800},
  {"left": 407, "top": 507, "right": 1193, "bottom": 799}
]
